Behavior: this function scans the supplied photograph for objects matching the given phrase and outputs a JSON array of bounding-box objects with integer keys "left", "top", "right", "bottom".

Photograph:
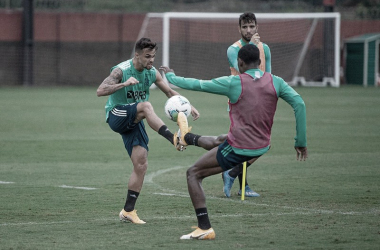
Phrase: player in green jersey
[
  {"left": 160, "top": 44, "right": 307, "bottom": 240},
  {"left": 228, "top": 12, "right": 271, "bottom": 75},
  {"left": 97, "top": 38, "right": 200, "bottom": 224}
]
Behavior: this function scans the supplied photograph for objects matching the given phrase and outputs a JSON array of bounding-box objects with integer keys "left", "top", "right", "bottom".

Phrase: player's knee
[
  {"left": 136, "top": 102, "right": 155, "bottom": 120},
  {"left": 186, "top": 167, "right": 192, "bottom": 178},
  {"left": 138, "top": 101, "right": 154, "bottom": 113},
  {"left": 186, "top": 165, "right": 202, "bottom": 181},
  {"left": 186, "top": 166, "right": 196, "bottom": 180},
  {"left": 134, "top": 162, "right": 147, "bottom": 176}
]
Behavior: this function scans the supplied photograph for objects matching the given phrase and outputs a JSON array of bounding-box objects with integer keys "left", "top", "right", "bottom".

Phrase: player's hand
[
  {"left": 230, "top": 67, "right": 240, "bottom": 76},
  {"left": 190, "top": 105, "right": 200, "bottom": 121},
  {"left": 159, "top": 66, "right": 174, "bottom": 74},
  {"left": 124, "top": 77, "right": 139, "bottom": 87},
  {"left": 251, "top": 33, "right": 261, "bottom": 45},
  {"left": 295, "top": 147, "right": 308, "bottom": 161}
]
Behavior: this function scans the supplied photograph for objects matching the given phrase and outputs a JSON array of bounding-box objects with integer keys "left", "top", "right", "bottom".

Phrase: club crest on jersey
[{"left": 144, "top": 77, "right": 150, "bottom": 87}]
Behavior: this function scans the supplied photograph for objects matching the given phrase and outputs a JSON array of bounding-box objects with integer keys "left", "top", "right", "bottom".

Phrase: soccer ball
[{"left": 164, "top": 95, "right": 192, "bottom": 122}]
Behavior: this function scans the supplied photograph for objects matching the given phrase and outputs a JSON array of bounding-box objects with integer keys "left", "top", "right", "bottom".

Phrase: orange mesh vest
[{"left": 230, "top": 41, "right": 266, "bottom": 76}]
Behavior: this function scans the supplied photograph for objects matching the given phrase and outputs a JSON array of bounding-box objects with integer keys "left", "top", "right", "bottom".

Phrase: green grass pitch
[{"left": 0, "top": 86, "right": 379, "bottom": 249}]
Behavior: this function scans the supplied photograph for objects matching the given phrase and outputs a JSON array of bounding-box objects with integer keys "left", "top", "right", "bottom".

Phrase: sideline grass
[{"left": 0, "top": 86, "right": 379, "bottom": 249}]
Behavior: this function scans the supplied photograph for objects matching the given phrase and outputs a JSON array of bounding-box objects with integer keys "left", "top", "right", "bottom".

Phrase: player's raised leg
[
  {"left": 177, "top": 113, "right": 226, "bottom": 151},
  {"left": 135, "top": 101, "right": 176, "bottom": 145},
  {"left": 176, "top": 112, "right": 191, "bottom": 145}
]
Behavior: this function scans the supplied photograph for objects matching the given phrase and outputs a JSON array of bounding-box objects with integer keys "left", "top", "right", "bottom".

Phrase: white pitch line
[
  {"left": 0, "top": 181, "right": 15, "bottom": 184},
  {"left": 1, "top": 167, "right": 375, "bottom": 229},
  {"left": 59, "top": 185, "right": 97, "bottom": 190},
  {"left": 0, "top": 220, "right": 77, "bottom": 226},
  {"left": 145, "top": 166, "right": 185, "bottom": 183},
  {"left": 152, "top": 192, "right": 380, "bottom": 215},
  {"left": 147, "top": 167, "right": 380, "bottom": 216},
  {"left": 153, "top": 192, "right": 190, "bottom": 198}
]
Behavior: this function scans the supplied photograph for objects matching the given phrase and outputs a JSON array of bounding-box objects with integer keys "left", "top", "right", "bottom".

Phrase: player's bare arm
[
  {"left": 156, "top": 69, "right": 200, "bottom": 120},
  {"left": 97, "top": 68, "right": 139, "bottom": 97},
  {"left": 154, "top": 68, "right": 179, "bottom": 97}
]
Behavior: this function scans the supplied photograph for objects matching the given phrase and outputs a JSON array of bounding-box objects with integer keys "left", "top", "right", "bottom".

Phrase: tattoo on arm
[{"left": 97, "top": 68, "right": 124, "bottom": 96}]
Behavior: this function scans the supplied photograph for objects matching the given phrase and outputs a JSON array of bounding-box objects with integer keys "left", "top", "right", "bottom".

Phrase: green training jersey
[
  {"left": 227, "top": 39, "right": 271, "bottom": 73},
  {"left": 104, "top": 59, "right": 157, "bottom": 121},
  {"left": 165, "top": 69, "right": 306, "bottom": 156}
]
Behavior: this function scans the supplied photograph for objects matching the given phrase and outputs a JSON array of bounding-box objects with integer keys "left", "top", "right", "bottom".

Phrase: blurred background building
[
  {"left": 0, "top": 0, "right": 379, "bottom": 86},
  {"left": 2, "top": 0, "right": 379, "bottom": 19}
]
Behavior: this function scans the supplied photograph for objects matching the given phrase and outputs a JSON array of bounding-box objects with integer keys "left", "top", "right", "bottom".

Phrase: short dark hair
[
  {"left": 238, "top": 44, "right": 260, "bottom": 65},
  {"left": 135, "top": 38, "right": 158, "bottom": 52},
  {"left": 239, "top": 12, "right": 257, "bottom": 27}
]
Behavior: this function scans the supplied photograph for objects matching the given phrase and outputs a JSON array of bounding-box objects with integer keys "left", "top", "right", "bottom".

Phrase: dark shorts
[
  {"left": 107, "top": 103, "right": 149, "bottom": 157},
  {"left": 216, "top": 140, "right": 260, "bottom": 171}
]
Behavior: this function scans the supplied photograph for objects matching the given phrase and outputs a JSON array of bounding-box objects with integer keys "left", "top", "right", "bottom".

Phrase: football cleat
[
  {"left": 180, "top": 227, "right": 215, "bottom": 240},
  {"left": 238, "top": 185, "right": 260, "bottom": 197},
  {"left": 222, "top": 170, "right": 235, "bottom": 198},
  {"left": 174, "top": 131, "right": 185, "bottom": 151},
  {"left": 177, "top": 112, "right": 190, "bottom": 146},
  {"left": 119, "top": 209, "right": 146, "bottom": 224}
]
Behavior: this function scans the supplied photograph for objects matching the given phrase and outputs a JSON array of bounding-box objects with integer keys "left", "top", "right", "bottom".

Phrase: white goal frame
[{"left": 141, "top": 12, "right": 341, "bottom": 87}]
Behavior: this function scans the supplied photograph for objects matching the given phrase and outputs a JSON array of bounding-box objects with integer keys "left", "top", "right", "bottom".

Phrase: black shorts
[
  {"left": 107, "top": 103, "right": 149, "bottom": 157},
  {"left": 216, "top": 140, "right": 261, "bottom": 171}
]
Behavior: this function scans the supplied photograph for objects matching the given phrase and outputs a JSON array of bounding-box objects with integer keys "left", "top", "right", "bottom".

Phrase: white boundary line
[
  {"left": 59, "top": 185, "right": 97, "bottom": 190},
  {"left": 145, "top": 166, "right": 184, "bottom": 183},
  {"left": 0, "top": 181, "right": 15, "bottom": 184},
  {"left": 146, "top": 166, "right": 379, "bottom": 216},
  {"left": 1, "top": 166, "right": 378, "bottom": 227}
]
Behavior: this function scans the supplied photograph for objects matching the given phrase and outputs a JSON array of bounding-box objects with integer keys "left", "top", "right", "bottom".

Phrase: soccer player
[
  {"left": 224, "top": 12, "right": 272, "bottom": 198},
  {"left": 97, "top": 37, "right": 199, "bottom": 224},
  {"left": 228, "top": 12, "right": 271, "bottom": 75},
  {"left": 159, "top": 44, "right": 307, "bottom": 240}
]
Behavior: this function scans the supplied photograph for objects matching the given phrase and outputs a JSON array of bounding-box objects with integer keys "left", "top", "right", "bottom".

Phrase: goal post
[{"left": 138, "top": 12, "right": 341, "bottom": 87}]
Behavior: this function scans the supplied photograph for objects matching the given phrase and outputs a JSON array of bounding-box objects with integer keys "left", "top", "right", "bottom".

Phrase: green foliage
[
  {"left": 356, "top": 1, "right": 380, "bottom": 19},
  {"left": 0, "top": 86, "right": 379, "bottom": 249}
]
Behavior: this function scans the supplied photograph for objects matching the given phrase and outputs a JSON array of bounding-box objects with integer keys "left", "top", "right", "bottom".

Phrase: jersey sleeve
[
  {"left": 165, "top": 72, "right": 240, "bottom": 102},
  {"left": 263, "top": 43, "right": 272, "bottom": 73},
  {"left": 227, "top": 46, "right": 239, "bottom": 74},
  {"left": 273, "top": 75, "right": 307, "bottom": 147}
]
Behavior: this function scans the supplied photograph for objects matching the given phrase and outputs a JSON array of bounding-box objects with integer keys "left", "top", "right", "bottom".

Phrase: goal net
[{"left": 136, "top": 12, "right": 341, "bottom": 87}]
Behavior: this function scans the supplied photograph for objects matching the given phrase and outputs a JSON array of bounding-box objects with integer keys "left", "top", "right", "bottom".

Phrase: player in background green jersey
[
  {"left": 160, "top": 44, "right": 307, "bottom": 240},
  {"left": 228, "top": 12, "right": 271, "bottom": 75},
  {"left": 224, "top": 12, "right": 273, "bottom": 198},
  {"left": 97, "top": 38, "right": 200, "bottom": 224}
]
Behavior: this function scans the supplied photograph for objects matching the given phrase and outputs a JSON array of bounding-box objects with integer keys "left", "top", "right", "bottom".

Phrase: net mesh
[{"left": 137, "top": 14, "right": 338, "bottom": 84}]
